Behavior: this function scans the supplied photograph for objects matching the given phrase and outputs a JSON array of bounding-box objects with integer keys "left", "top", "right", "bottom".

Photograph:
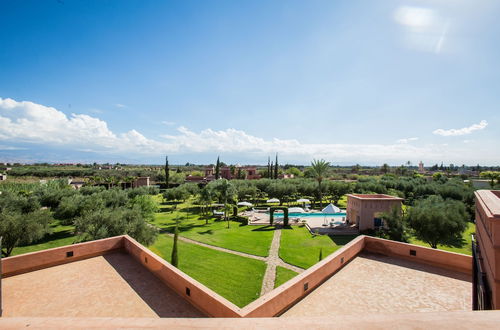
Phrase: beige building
[
  {"left": 346, "top": 194, "right": 404, "bottom": 231},
  {"left": 474, "top": 190, "right": 500, "bottom": 309}
]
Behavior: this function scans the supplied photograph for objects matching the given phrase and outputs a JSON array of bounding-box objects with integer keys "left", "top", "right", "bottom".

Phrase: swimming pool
[{"left": 272, "top": 212, "right": 346, "bottom": 218}]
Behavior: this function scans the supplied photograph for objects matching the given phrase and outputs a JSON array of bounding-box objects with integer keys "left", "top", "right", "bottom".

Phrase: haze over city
[{"left": 1, "top": 0, "right": 499, "bottom": 165}]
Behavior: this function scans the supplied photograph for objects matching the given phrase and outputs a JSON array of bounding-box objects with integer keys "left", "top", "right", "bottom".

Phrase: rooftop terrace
[
  {"left": 282, "top": 252, "right": 471, "bottom": 317},
  {"left": 2, "top": 252, "right": 205, "bottom": 318}
]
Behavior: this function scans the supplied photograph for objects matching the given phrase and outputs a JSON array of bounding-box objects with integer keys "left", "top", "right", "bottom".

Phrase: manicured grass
[
  {"left": 152, "top": 200, "right": 275, "bottom": 257},
  {"left": 409, "top": 222, "right": 475, "bottom": 255},
  {"left": 274, "top": 266, "right": 298, "bottom": 288},
  {"left": 279, "top": 226, "right": 357, "bottom": 269},
  {"left": 12, "top": 221, "right": 76, "bottom": 256},
  {"left": 149, "top": 234, "right": 266, "bottom": 307}
]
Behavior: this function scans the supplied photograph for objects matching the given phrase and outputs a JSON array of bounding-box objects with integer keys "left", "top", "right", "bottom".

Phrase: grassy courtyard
[
  {"left": 149, "top": 234, "right": 266, "bottom": 307},
  {"left": 151, "top": 201, "right": 275, "bottom": 257},
  {"left": 274, "top": 266, "right": 299, "bottom": 288},
  {"left": 279, "top": 225, "right": 357, "bottom": 269}
]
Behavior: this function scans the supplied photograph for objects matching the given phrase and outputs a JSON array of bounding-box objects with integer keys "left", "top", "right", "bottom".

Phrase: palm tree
[
  {"left": 213, "top": 179, "right": 237, "bottom": 228},
  {"left": 198, "top": 187, "right": 213, "bottom": 223},
  {"left": 311, "top": 159, "right": 330, "bottom": 209}
]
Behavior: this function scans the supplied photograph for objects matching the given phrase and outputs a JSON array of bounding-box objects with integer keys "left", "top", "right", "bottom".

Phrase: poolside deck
[
  {"left": 2, "top": 252, "right": 206, "bottom": 318},
  {"left": 281, "top": 252, "right": 472, "bottom": 317}
]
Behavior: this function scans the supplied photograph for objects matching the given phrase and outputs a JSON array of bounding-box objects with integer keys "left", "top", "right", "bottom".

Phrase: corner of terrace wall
[
  {"left": 1, "top": 235, "right": 126, "bottom": 278},
  {"left": 363, "top": 236, "right": 472, "bottom": 275},
  {"left": 240, "top": 235, "right": 366, "bottom": 317},
  {"left": 121, "top": 235, "right": 243, "bottom": 318}
]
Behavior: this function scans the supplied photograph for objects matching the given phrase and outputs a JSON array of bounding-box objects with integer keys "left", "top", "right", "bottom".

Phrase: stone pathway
[{"left": 164, "top": 229, "right": 304, "bottom": 295}]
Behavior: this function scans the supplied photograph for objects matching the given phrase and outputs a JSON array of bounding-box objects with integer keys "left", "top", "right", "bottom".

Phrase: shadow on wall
[{"left": 103, "top": 253, "right": 206, "bottom": 318}]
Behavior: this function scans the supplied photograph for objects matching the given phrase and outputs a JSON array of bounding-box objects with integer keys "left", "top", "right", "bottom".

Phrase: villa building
[
  {"left": 0, "top": 173, "right": 6, "bottom": 181},
  {"left": 133, "top": 177, "right": 150, "bottom": 188},
  {"left": 346, "top": 194, "right": 404, "bottom": 231},
  {"left": 473, "top": 190, "right": 500, "bottom": 309}
]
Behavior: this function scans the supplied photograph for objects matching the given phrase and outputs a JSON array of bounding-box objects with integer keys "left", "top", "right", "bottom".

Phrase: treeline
[
  {"left": 0, "top": 180, "right": 159, "bottom": 257},
  {"left": 163, "top": 174, "right": 476, "bottom": 215}
]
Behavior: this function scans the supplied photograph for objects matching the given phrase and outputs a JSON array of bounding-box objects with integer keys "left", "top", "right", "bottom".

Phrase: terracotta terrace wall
[
  {"left": 240, "top": 236, "right": 366, "bottom": 317},
  {"left": 364, "top": 236, "right": 472, "bottom": 274}
]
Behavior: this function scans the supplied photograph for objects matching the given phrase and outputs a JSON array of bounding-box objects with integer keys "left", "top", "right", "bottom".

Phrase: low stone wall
[
  {"left": 1, "top": 236, "right": 124, "bottom": 277},
  {"left": 364, "top": 236, "right": 472, "bottom": 274},
  {"left": 122, "top": 236, "right": 242, "bottom": 318},
  {"left": 241, "top": 235, "right": 366, "bottom": 317}
]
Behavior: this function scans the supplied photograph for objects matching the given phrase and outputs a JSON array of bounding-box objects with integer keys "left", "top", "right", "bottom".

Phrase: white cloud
[
  {"left": 115, "top": 104, "right": 127, "bottom": 108},
  {"left": 397, "top": 137, "right": 419, "bottom": 144},
  {"left": 161, "top": 121, "right": 176, "bottom": 126},
  {"left": 433, "top": 120, "right": 488, "bottom": 136},
  {"left": 0, "top": 97, "right": 496, "bottom": 164}
]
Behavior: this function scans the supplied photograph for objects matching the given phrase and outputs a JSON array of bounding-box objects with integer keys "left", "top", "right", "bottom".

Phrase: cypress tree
[
  {"left": 171, "top": 221, "right": 179, "bottom": 268},
  {"left": 165, "top": 156, "right": 169, "bottom": 188},
  {"left": 267, "top": 156, "right": 271, "bottom": 178},
  {"left": 215, "top": 156, "right": 220, "bottom": 179},
  {"left": 270, "top": 162, "right": 274, "bottom": 179},
  {"left": 319, "top": 247, "right": 323, "bottom": 261},
  {"left": 274, "top": 153, "right": 278, "bottom": 179}
]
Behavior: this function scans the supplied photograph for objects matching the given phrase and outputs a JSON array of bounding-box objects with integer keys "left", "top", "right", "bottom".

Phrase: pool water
[{"left": 272, "top": 212, "right": 346, "bottom": 218}]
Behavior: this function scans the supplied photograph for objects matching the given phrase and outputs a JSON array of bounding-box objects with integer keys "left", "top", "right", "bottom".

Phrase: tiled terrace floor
[
  {"left": 282, "top": 252, "right": 472, "bottom": 317},
  {"left": 2, "top": 252, "right": 205, "bottom": 318}
]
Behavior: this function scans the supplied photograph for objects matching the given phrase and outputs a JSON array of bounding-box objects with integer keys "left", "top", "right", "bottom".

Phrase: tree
[
  {"left": 381, "top": 163, "right": 390, "bottom": 174},
  {"left": 171, "top": 220, "right": 179, "bottom": 268},
  {"left": 268, "top": 156, "right": 271, "bottom": 178},
  {"left": 311, "top": 159, "right": 330, "bottom": 208},
  {"left": 209, "top": 179, "right": 237, "bottom": 228},
  {"left": 0, "top": 209, "right": 52, "bottom": 257},
  {"left": 270, "top": 162, "right": 274, "bottom": 180},
  {"left": 274, "top": 153, "right": 279, "bottom": 179},
  {"left": 319, "top": 248, "right": 323, "bottom": 261},
  {"left": 379, "top": 205, "right": 408, "bottom": 242},
  {"left": 165, "top": 156, "right": 170, "bottom": 188},
  {"left": 215, "top": 156, "right": 220, "bottom": 179},
  {"left": 198, "top": 187, "right": 213, "bottom": 223},
  {"left": 408, "top": 195, "right": 468, "bottom": 249},
  {"left": 480, "top": 171, "right": 500, "bottom": 188},
  {"left": 0, "top": 192, "right": 52, "bottom": 257}
]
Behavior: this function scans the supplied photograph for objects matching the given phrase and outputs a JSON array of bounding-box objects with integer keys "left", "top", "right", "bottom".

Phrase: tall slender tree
[
  {"left": 270, "top": 162, "right": 274, "bottom": 179},
  {"left": 274, "top": 153, "right": 278, "bottom": 179},
  {"left": 171, "top": 220, "right": 179, "bottom": 267},
  {"left": 267, "top": 156, "right": 271, "bottom": 178},
  {"left": 165, "top": 156, "right": 170, "bottom": 188},
  {"left": 311, "top": 159, "right": 330, "bottom": 208},
  {"left": 215, "top": 156, "right": 220, "bottom": 179}
]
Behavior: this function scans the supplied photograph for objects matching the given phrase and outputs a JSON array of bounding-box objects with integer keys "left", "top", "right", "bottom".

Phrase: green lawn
[
  {"left": 409, "top": 222, "right": 475, "bottom": 255},
  {"left": 151, "top": 200, "right": 275, "bottom": 257},
  {"left": 149, "top": 234, "right": 266, "bottom": 307},
  {"left": 274, "top": 266, "right": 298, "bottom": 288},
  {"left": 12, "top": 221, "right": 76, "bottom": 256},
  {"left": 279, "top": 226, "right": 357, "bottom": 269}
]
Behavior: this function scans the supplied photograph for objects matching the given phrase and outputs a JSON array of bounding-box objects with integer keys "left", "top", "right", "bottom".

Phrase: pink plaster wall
[
  {"left": 364, "top": 236, "right": 472, "bottom": 274},
  {"left": 1, "top": 236, "right": 124, "bottom": 277},
  {"left": 475, "top": 190, "right": 500, "bottom": 309}
]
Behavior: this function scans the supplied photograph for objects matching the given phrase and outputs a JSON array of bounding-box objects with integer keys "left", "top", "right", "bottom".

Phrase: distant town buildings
[{"left": 418, "top": 161, "right": 425, "bottom": 174}]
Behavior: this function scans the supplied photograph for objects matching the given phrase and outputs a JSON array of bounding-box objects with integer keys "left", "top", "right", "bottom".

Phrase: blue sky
[{"left": 0, "top": 0, "right": 499, "bottom": 165}]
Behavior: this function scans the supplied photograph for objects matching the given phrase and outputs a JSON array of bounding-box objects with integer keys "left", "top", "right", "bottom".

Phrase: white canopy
[
  {"left": 288, "top": 207, "right": 306, "bottom": 213},
  {"left": 296, "top": 198, "right": 311, "bottom": 203},
  {"left": 266, "top": 198, "right": 280, "bottom": 203},
  {"left": 321, "top": 203, "right": 341, "bottom": 214},
  {"left": 237, "top": 201, "right": 253, "bottom": 207}
]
